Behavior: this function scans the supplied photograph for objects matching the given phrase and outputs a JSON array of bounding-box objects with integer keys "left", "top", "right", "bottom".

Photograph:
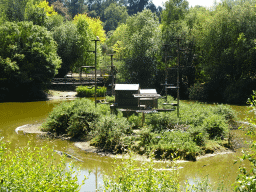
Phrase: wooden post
[
  {"left": 110, "top": 54, "right": 115, "bottom": 96},
  {"left": 177, "top": 39, "right": 180, "bottom": 118},
  {"left": 90, "top": 39, "right": 100, "bottom": 107}
]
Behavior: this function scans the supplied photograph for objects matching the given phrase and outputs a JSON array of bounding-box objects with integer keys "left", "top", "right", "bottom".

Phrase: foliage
[
  {"left": 201, "top": 114, "right": 229, "bottom": 139},
  {"left": 42, "top": 95, "right": 236, "bottom": 160},
  {"left": 76, "top": 86, "right": 107, "bottom": 97},
  {"left": 188, "top": 126, "right": 206, "bottom": 146},
  {"left": 0, "top": 21, "right": 61, "bottom": 100},
  {"left": 73, "top": 14, "right": 106, "bottom": 43},
  {"left": 41, "top": 98, "right": 99, "bottom": 137},
  {"left": 38, "top": 0, "right": 57, "bottom": 17},
  {"left": 0, "top": 140, "right": 83, "bottom": 191},
  {"left": 148, "top": 131, "right": 200, "bottom": 160},
  {"left": 161, "top": 0, "right": 189, "bottom": 43},
  {"left": 24, "top": 0, "right": 48, "bottom": 27},
  {"left": 104, "top": 154, "right": 180, "bottom": 191},
  {"left": 107, "top": 24, "right": 128, "bottom": 59},
  {"left": 142, "top": 96, "right": 235, "bottom": 159},
  {"left": 234, "top": 91, "right": 256, "bottom": 191},
  {"left": 188, "top": 82, "right": 208, "bottom": 101},
  {"left": 104, "top": 3, "right": 128, "bottom": 32},
  {"left": 128, "top": 114, "right": 142, "bottom": 129},
  {"left": 188, "top": 1, "right": 256, "bottom": 103},
  {"left": 1, "top": 0, "right": 30, "bottom": 22},
  {"left": 123, "top": 9, "right": 161, "bottom": 88},
  {"left": 72, "top": 15, "right": 102, "bottom": 72},
  {"left": 51, "top": 1, "right": 71, "bottom": 20},
  {"left": 90, "top": 114, "right": 132, "bottom": 153},
  {"left": 67, "top": 0, "right": 88, "bottom": 18},
  {"left": 148, "top": 97, "right": 235, "bottom": 133},
  {"left": 52, "top": 21, "right": 79, "bottom": 77},
  {"left": 105, "top": 95, "right": 115, "bottom": 103}
]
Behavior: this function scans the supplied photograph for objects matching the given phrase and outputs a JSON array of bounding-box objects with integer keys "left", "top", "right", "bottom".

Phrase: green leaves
[
  {"left": 0, "top": 141, "right": 82, "bottom": 191},
  {"left": 187, "top": 1, "right": 256, "bottom": 103},
  {"left": 104, "top": 154, "right": 180, "bottom": 191},
  {"left": 0, "top": 21, "right": 61, "bottom": 97}
]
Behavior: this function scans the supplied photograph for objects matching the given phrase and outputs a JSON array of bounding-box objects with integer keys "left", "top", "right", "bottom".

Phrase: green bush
[
  {"left": 128, "top": 114, "right": 142, "bottom": 129},
  {"left": 211, "top": 104, "right": 237, "bottom": 121},
  {"left": 105, "top": 95, "right": 115, "bottom": 103},
  {"left": 76, "top": 86, "right": 106, "bottom": 97},
  {"left": 41, "top": 98, "right": 99, "bottom": 137},
  {"left": 90, "top": 115, "right": 132, "bottom": 153},
  {"left": 202, "top": 115, "right": 228, "bottom": 139},
  {"left": 149, "top": 131, "right": 200, "bottom": 160},
  {"left": 147, "top": 112, "right": 177, "bottom": 132},
  {"left": 188, "top": 126, "right": 206, "bottom": 146},
  {"left": 0, "top": 140, "right": 83, "bottom": 191},
  {"left": 104, "top": 154, "right": 180, "bottom": 192}
]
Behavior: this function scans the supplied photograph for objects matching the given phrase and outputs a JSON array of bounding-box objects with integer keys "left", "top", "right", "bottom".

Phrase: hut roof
[{"left": 115, "top": 84, "right": 139, "bottom": 91}]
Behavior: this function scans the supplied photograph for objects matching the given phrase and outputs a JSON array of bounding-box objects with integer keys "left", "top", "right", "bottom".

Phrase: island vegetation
[{"left": 41, "top": 96, "right": 237, "bottom": 161}]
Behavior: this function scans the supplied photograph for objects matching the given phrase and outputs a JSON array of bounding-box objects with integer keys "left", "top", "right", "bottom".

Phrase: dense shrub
[
  {"left": 149, "top": 131, "right": 200, "bottom": 160},
  {"left": 41, "top": 98, "right": 99, "bottom": 137},
  {"left": 105, "top": 96, "right": 115, "bottom": 103},
  {"left": 147, "top": 112, "right": 178, "bottom": 132},
  {"left": 211, "top": 104, "right": 237, "bottom": 121},
  {"left": 188, "top": 126, "right": 206, "bottom": 146},
  {"left": 90, "top": 114, "right": 132, "bottom": 152},
  {"left": 76, "top": 86, "right": 106, "bottom": 97},
  {"left": 202, "top": 115, "right": 228, "bottom": 139},
  {"left": 128, "top": 114, "right": 142, "bottom": 129},
  {"left": 0, "top": 140, "right": 82, "bottom": 191}
]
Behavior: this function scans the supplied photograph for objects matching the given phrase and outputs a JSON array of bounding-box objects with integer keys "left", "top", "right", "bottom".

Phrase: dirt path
[{"left": 47, "top": 90, "right": 77, "bottom": 100}]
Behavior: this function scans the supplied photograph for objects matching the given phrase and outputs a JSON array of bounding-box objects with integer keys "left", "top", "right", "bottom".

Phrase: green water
[{"left": 0, "top": 100, "right": 253, "bottom": 191}]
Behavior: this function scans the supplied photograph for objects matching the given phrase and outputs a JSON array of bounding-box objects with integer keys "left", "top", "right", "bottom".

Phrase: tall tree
[
  {"left": 188, "top": 0, "right": 256, "bottom": 103},
  {"left": 127, "top": 0, "right": 149, "bottom": 15},
  {"left": 0, "top": 21, "right": 61, "bottom": 100},
  {"left": 104, "top": 3, "right": 128, "bottom": 32},
  {"left": 68, "top": 0, "right": 87, "bottom": 18},
  {"left": 124, "top": 9, "right": 161, "bottom": 88},
  {"left": 52, "top": 1, "right": 71, "bottom": 20}
]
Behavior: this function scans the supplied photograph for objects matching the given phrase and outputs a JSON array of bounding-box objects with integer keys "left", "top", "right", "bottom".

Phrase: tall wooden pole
[
  {"left": 91, "top": 39, "right": 100, "bottom": 107},
  {"left": 163, "top": 44, "right": 168, "bottom": 100},
  {"left": 110, "top": 54, "right": 114, "bottom": 96},
  {"left": 177, "top": 39, "right": 180, "bottom": 118}
]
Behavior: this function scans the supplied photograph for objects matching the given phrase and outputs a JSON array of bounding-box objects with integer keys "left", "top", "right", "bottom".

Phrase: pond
[{"left": 0, "top": 100, "right": 253, "bottom": 191}]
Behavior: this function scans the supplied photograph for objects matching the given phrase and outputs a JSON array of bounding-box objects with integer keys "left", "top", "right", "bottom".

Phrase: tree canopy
[{"left": 0, "top": 21, "right": 61, "bottom": 100}]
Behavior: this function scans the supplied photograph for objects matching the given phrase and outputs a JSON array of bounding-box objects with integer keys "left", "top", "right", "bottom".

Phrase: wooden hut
[{"left": 114, "top": 84, "right": 139, "bottom": 107}]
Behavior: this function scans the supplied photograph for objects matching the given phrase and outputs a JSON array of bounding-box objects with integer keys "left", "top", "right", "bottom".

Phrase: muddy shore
[{"left": 15, "top": 122, "right": 234, "bottom": 162}]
